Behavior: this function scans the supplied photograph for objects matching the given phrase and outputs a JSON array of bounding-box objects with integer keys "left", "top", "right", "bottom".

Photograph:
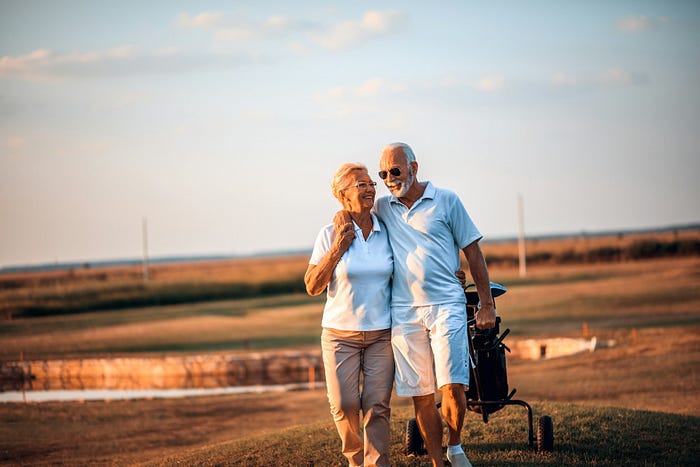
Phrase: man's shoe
[{"left": 446, "top": 450, "right": 472, "bottom": 467}]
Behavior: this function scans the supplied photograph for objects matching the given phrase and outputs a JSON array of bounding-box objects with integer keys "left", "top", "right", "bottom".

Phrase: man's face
[{"left": 379, "top": 147, "right": 415, "bottom": 198}]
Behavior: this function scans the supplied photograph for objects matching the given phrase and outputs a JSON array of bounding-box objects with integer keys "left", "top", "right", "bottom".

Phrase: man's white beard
[{"left": 394, "top": 169, "right": 415, "bottom": 198}]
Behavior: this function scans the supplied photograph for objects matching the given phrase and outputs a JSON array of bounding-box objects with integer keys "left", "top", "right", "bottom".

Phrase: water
[{"left": 0, "top": 381, "right": 326, "bottom": 403}]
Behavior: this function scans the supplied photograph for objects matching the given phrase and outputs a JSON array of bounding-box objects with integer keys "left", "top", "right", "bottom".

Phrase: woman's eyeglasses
[
  {"left": 378, "top": 168, "right": 401, "bottom": 179},
  {"left": 344, "top": 181, "right": 377, "bottom": 191}
]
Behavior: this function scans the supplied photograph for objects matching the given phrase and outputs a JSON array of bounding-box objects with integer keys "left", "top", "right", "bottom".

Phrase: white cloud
[
  {"left": 0, "top": 47, "right": 141, "bottom": 79},
  {"left": 311, "top": 10, "right": 406, "bottom": 50},
  {"left": 0, "top": 10, "right": 409, "bottom": 81},
  {"left": 175, "top": 10, "right": 405, "bottom": 50},
  {"left": 1, "top": 136, "right": 29, "bottom": 162},
  {"left": 550, "top": 68, "right": 649, "bottom": 88},
  {"left": 4, "top": 136, "right": 27, "bottom": 150},
  {"left": 174, "top": 11, "right": 225, "bottom": 29},
  {"left": 314, "top": 77, "right": 408, "bottom": 122},
  {"left": 0, "top": 46, "right": 256, "bottom": 80},
  {"left": 0, "top": 49, "right": 52, "bottom": 77},
  {"left": 474, "top": 76, "right": 505, "bottom": 93},
  {"left": 616, "top": 15, "right": 672, "bottom": 32},
  {"left": 175, "top": 11, "right": 317, "bottom": 43},
  {"left": 551, "top": 72, "right": 578, "bottom": 86},
  {"left": 317, "top": 77, "right": 406, "bottom": 101},
  {"left": 600, "top": 68, "right": 635, "bottom": 85},
  {"left": 617, "top": 15, "right": 652, "bottom": 31}
]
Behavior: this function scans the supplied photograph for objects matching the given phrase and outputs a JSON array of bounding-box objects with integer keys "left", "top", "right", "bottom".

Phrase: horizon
[
  {"left": 2, "top": 2, "right": 699, "bottom": 267},
  {"left": 2, "top": 221, "right": 696, "bottom": 272}
]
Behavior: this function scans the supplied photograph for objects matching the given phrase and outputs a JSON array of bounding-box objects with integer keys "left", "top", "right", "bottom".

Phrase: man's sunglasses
[{"left": 378, "top": 168, "right": 401, "bottom": 179}]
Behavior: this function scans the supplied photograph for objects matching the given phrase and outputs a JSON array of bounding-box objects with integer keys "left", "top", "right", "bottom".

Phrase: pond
[
  {"left": 0, "top": 381, "right": 326, "bottom": 403},
  {"left": 0, "top": 351, "right": 325, "bottom": 402}
]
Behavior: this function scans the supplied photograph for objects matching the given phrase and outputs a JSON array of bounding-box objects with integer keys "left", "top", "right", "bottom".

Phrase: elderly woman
[{"left": 305, "top": 162, "right": 394, "bottom": 467}]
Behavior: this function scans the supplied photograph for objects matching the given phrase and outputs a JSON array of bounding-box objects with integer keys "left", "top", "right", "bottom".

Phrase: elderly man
[{"left": 374, "top": 142, "right": 496, "bottom": 467}]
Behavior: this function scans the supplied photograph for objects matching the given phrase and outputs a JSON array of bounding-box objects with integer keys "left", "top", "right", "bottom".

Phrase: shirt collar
[
  {"left": 352, "top": 212, "right": 382, "bottom": 233},
  {"left": 388, "top": 181, "right": 435, "bottom": 205}
]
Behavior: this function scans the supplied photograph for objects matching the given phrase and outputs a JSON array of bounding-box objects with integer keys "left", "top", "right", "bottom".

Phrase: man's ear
[{"left": 411, "top": 160, "right": 419, "bottom": 176}]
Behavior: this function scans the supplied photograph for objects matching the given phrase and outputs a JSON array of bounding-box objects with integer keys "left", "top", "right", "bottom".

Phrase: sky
[{"left": 1, "top": 1, "right": 699, "bottom": 267}]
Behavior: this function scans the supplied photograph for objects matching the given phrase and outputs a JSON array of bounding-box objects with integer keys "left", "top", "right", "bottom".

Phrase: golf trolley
[{"left": 404, "top": 282, "right": 554, "bottom": 456}]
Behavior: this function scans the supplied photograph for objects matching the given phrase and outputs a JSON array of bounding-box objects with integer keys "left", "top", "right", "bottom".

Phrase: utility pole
[
  {"left": 518, "top": 195, "right": 527, "bottom": 278},
  {"left": 142, "top": 217, "right": 149, "bottom": 281}
]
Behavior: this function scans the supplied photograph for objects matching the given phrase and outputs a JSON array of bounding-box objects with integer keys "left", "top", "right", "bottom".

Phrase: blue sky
[{"left": 1, "top": 1, "right": 699, "bottom": 267}]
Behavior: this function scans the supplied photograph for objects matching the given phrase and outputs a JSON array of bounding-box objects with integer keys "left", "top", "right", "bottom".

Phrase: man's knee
[
  {"left": 412, "top": 393, "right": 436, "bottom": 411},
  {"left": 441, "top": 383, "right": 467, "bottom": 407}
]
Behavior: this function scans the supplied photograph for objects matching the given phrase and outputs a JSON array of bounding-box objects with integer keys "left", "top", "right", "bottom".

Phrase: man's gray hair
[
  {"left": 384, "top": 142, "right": 416, "bottom": 162},
  {"left": 331, "top": 162, "right": 367, "bottom": 202}
]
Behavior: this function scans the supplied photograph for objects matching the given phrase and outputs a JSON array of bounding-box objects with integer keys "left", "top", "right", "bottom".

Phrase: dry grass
[
  {"left": 2, "top": 228, "right": 698, "bottom": 319},
  {"left": 1, "top": 323, "right": 697, "bottom": 465},
  {"left": 0, "top": 389, "right": 333, "bottom": 465},
  {"left": 480, "top": 227, "right": 700, "bottom": 258},
  {"left": 2, "top": 255, "right": 698, "bottom": 360},
  {"left": 0, "top": 253, "right": 699, "bottom": 465}
]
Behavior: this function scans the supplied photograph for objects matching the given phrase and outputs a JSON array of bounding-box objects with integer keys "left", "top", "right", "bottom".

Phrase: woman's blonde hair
[{"left": 331, "top": 162, "right": 368, "bottom": 202}]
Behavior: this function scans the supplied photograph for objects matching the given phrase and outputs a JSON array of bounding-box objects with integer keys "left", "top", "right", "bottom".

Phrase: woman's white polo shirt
[{"left": 309, "top": 213, "right": 393, "bottom": 331}]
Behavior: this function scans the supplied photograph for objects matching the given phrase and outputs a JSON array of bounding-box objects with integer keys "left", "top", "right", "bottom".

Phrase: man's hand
[
  {"left": 332, "top": 210, "right": 355, "bottom": 255},
  {"left": 463, "top": 241, "right": 497, "bottom": 330},
  {"left": 455, "top": 270, "right": 467, "bottom": 289},
  {"left": 476, "top": 302, "right": 497, "bottom": 329},
  {"left": 333, "top": 210, "right": 352, "bottom": 231}
]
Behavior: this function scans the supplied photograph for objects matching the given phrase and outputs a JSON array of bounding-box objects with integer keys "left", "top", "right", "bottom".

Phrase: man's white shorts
[{"left": 391, "top": 303, "right": 470, "bottom": 397}]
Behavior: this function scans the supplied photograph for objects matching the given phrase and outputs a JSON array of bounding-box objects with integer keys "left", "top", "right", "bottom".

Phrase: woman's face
[{"left": 340, "top": 169, "right": 376, "bottom": 212}]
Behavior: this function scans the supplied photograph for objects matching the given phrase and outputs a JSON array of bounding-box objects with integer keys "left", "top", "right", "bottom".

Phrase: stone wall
[
  {"left": 0, "top": 338, "right": 614, "bottom": 392},
  {"left": 0, "top": 350, "right": 323, "bottom": 391}
]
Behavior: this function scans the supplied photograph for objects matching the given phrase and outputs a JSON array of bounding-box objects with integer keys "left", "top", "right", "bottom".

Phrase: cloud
[
  {"left": 616, "top": 15, "right": 672, "bottom": 32},
  {"left": 175, "top": 11, "right": 317, "bottom": 43},
  {"left": 599, "top": 68, "right": 649, "bottom": 85},
  {"left": 314, "top": 77, "right": 408, "bottom": 122},
  {"left": 551, "top": 68, "right": 649, "bottom": 88},
  {"left": 174, "top": 11, "right": 225, "bottom": 29},
  {"left": 318, "top": 77, "right": 406, "bottom": 101},
  {"left": 175, "top": 9, "right": 405, "bottom": 51},
  {"left": 0, "top": 46, "right": 257, "bottom": 80},
  {"left": 3, "top": 136, "right": 27, "bottom": 150},
  {"left": 311, "top": 10, "right": 406, "bottom": 50},
  {"left": 1, "top": 10, "right": 408, "bottom": 81},
  {"left": 0, "top": 46, "right": 138, "bottom": 79},
  {"left": 1, "top": 136, "right": 28, "bottom": 162},
  {"left": 474, "top": 76, "right": 505, "bottom": 93}
]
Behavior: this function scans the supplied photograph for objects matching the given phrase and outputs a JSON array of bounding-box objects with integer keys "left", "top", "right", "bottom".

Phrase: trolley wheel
[
  {"left": 405, "top": 418, "right": 426, "bottom": 456},
  {"left": 537, "top": 415, "right": 554, "bottom": 452}
]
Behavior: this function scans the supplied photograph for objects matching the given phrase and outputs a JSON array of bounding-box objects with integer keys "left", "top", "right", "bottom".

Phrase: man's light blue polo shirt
[{"left": 374, "top": 182, "right": 482, "bottom": 307}]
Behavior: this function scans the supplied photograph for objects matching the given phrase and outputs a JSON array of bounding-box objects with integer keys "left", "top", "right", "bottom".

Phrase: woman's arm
[{"left": 304, "top": 219, "right": 355, "bottom": 296}]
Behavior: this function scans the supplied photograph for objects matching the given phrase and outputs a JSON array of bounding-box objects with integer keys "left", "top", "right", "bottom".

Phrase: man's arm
[{"left": 463, "top": 240, "right": 496, "bottom": 329}]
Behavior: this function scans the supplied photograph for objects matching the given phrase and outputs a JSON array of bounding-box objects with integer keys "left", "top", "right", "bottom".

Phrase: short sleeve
[{"left": 309, "top": 224, "right": 334, "bottom": 265}]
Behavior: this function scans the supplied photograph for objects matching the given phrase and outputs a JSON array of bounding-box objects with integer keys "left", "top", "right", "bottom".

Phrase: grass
[
  {"left": 2, "top": 258, "right": 698, "bottom": 360},
  {"left": 0, "top": 254, "right": 698, "bottom": 465},
  {"left": 179, "top": 404, "right": 699, "bottom": 466},
  {"left": 2, "top": 228, "right": 698, "bottom": 319},
  {"left": 2, "top": 394, "right": 698, "bottom": 466}
]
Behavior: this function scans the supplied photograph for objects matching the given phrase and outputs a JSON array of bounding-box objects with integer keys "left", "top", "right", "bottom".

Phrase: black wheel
[
  {"left": 405, "top": 418, "right": 426, "bottom": 456},
  {"left": 537, "top": 415, "right": 554, "bottom": 452}
]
